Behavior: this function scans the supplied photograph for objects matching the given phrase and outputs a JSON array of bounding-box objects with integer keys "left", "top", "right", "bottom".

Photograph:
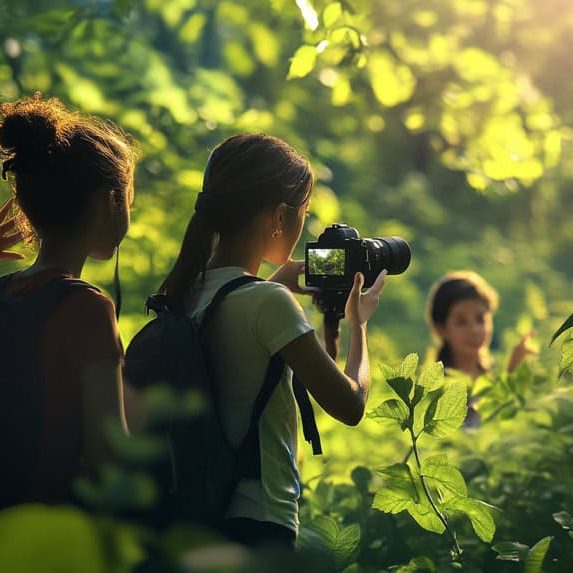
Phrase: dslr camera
[{"left": 305, "top": 224, "right": 411, "bottom": 320}]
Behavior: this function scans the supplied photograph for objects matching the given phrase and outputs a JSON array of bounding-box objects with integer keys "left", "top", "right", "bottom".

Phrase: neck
[
  {"left": 208, "top": 233, "right": 265, "bottom": 276},
  {"left": 29, "top": 235, "right": 89, "bottom": 278},
  {"left": 451, "top": 351, "right": 483, "bottom": 380}
]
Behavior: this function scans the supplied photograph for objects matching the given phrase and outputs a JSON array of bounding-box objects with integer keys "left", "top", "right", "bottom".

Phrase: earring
[{"left": 272, "top": 229, "right": 283, "bottom": 238}]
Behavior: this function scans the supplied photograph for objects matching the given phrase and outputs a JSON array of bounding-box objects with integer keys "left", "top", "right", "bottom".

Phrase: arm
[
  {"left": 279, "top": 270, "right": 387, "bottom": 426},
  {"left": 80, "top": 361, "right": 128, "bottom": 471}
]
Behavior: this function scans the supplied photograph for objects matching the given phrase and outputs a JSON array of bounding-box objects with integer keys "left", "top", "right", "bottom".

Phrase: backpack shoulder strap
[{"left": 199, "top": 275, "right": 263, "bottom": 332}]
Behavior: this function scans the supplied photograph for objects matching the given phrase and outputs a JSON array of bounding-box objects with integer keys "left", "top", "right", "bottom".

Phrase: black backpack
[
  {"left": 124, "top": 275, "right": 321, "bottom": 527},
  {"left": 0, "top": 272, "right": 98, "bottom": 509}
]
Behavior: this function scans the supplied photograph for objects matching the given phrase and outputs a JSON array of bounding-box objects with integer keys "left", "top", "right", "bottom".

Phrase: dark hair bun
[{"left": 0, "top": 99, "right": 58, "bottom": 154}]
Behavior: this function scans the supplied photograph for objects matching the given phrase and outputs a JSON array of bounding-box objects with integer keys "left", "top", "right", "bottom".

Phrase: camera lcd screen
[{"left": 308, "top": 248, "right": 346, "bottom": 276}]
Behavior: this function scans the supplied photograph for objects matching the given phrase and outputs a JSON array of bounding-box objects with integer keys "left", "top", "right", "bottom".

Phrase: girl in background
[{"left": 427, "top": 271, "right": 537, "bottom": 423}]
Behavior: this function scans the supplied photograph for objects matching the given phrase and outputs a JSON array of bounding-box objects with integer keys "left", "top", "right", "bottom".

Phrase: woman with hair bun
[{"left": 0, "top": 94, "right": 137, "bottom": 507}]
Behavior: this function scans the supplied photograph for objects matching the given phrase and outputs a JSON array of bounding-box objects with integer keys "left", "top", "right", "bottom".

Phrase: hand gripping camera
[{"left": 305, "top": 224, "right": 411, "bottom": 321}]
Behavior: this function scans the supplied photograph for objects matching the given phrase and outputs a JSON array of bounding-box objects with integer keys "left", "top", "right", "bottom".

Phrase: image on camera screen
[{"left": 308, "top": 248, "right": 346, "bottom": 276}]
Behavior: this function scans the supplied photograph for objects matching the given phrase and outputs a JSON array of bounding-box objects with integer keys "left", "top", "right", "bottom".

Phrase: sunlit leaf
[
  {"left": 421, "top": 454, "right": 468, "bottom": 498},
  {"left": 373, "top": 463, "right": 418, "bottom": 513},
  {"left": 423, "top": 382, "right": 467, "bottom": 438},
  {"left": 398, "top": 353, "right": 419, "bottom": 380},
  {"left": 418, "top": 362, "right": 444, "bottom": 391},
  {"left": 323, "top": 2, "right": 342, "bottom": 27},
  {"left": 444, "top": 497, "right": 495, "bottom": 542},
  {"left": 368, "top": 51, "right": 416, "bottom": 107},
  {"left": 367, "top": 399, "right": 409, "bottom": 429},
  {"left": 525, "top": 537, "right": 553, "bottom": 573},
  {"left": 288, "top": 45, "right": 318, "bottom": 79}
]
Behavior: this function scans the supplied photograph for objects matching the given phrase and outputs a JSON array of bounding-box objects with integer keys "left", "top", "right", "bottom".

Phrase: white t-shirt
[{"left": 190, "top": 266, "right": 314, "bottom": 532}]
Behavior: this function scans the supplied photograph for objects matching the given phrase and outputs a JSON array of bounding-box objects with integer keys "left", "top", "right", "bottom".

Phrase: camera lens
[{"left": 377, "top": 236, "right": 411, "bottom": 275}]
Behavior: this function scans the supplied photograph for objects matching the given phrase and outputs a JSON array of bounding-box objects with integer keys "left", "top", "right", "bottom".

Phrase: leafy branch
[{"left": 368, "top": 354, "right": 495, "bottom": 562}]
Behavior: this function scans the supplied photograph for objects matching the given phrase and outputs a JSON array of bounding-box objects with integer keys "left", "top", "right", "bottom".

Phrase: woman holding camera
[{"left": 158, "top": 133, "right": 387, "bottom": 549}]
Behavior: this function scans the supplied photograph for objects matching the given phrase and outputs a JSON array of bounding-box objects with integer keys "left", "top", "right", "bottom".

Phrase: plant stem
[{"left": 409, "top": 428, "right": 463, "bottom": 562}]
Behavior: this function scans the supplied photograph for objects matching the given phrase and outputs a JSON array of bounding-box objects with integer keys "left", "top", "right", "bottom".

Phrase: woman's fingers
[{"left": 364, "top": 269, "right": 388, "bottom": 297}]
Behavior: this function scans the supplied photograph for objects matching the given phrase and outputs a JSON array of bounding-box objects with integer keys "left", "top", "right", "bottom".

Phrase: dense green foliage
[{"left": 1, "top": 0, "right": 573, "bottom": 571}]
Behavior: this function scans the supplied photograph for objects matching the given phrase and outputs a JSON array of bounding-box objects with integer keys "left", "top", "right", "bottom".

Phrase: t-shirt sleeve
[
  {"left": 57, "top": 289, "right": 124, "bottom": 370},
  {"left": 254, "top": 283, "right": 314, "bottom": 356}
]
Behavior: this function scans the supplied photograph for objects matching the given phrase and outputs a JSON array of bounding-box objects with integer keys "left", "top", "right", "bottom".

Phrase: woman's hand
[
  {"left": 507, "top": 330, "right": 538, "bottom": 373},
  {"left": 269, "top": 259, "right": 318, "bottom": 296},
  {"left": 0, "top": 199, "right": 24, "bottom": 261},
  {"left": 345, "top": 269, "right": 387, "bottom": 328}
]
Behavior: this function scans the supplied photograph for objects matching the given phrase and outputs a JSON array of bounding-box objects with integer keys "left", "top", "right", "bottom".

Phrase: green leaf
[
  {"left": 368, "top": 51, "right": 417, "bottom": 107},
  {"left": 387, "top": 376, "right": 413, "bottom": 405},
  {"left": 0, "top": 506, "right": 107, "bottom": 573},
  {"left": 323, "top": 2, "right": 343, "bottom": 27},
  {"left": 418, "top": 362, "right": 444, "bottom": 391},
  {"left": 335, "top": 524, "right": 361, "bottom": 571},
  {"left": 553, "top": 511, "right": 573, "bottom": 531},
  {"left": 421, "top": 454, "right": 468, "bottom": 498},
  {"left": 550, "top": 313, "right": 573, "bottom": 346},
  {"left": 559, "top": 338, "right": 573, "bottom": 377},
  {"left": 373, "top": 463, "right": 419, "bottom": 513},
  {"left": 525, "top": 537, "right": 553, "bottom": 573},
  {"left": 493, "top": 541, "right": 530, "bottom": 562},
  {"left": 287, "top": 45, "right": 317, "bottom": 79},
  {"left": 298, "top": 516, "right": 360, "bottom": 571},
  {"left": 394, "top": 556, "right": 436, "bottom": 573},
  {"left": 444, "top": 497, "right": 495, "bottom": 542},
  {"left": 423, "top": 382, "right": 467, "bottom": 438},
  {"left": 367, "top": 399, "right": 409, "bottom": 429},
  {"left": 399, "top": 353, "right": 419, "bottom": 380},
  {"left": 406, "top": 499, "right": 446, "bottom": 534}
]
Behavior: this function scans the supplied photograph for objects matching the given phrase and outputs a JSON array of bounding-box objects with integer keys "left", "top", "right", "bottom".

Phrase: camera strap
[{"left": 293, "top": 376, "right": 322, "bottom": 455}]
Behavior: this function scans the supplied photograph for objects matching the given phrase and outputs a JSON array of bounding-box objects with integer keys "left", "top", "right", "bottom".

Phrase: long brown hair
[
  {"left": 160, "top": 134, "right": 314, "bottom": 308},
  {"left": 0, "top": 93, "right": 137, "bottom": 240},
  {"left": 427, "top": 271, "right": 499, "bottom": 370}
]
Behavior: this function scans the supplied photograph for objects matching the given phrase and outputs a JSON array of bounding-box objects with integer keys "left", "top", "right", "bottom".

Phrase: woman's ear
[{"left": 271, "top": 202, "right": 288, "bottom": 233}]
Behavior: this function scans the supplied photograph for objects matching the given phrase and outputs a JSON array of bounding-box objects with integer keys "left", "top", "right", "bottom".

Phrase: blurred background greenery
[{"left": 1, "top": 1, "right": 573, "bottom": 570}]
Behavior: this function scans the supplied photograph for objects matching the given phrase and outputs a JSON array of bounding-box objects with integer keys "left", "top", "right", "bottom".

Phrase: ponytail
[
  {"left": 160, "top": 213, "right": 216, "bottom": 310},
  {"left": 160, "top": 133, "right": 313, "bottom": 312}
]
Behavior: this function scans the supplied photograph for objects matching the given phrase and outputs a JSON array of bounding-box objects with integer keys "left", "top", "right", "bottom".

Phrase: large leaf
[
  {"left": 334, "top": 523, "right": 361, "bottom": 571},
  {"left": 525, "top": 537, "right": 553, "bottom": 573},
  {"left": 398, "top": 353, "right": 419, "bottom": 380},
  {"left": 298, "top": 516, "right": 360, "bottom": 571},
  {"left": 423, "top": 382, "right": 467, "bottom": 438},
  {"left": 444, "top": 497, "right": 495, "bottom": 542},
  {"left": 421, "top": 454, "right": 468, "bottom": 498},
  {"left": 373, "top": 463, "right": 419, "bottom": 513},
  {"left": 550, "top": 313, "right": 573, "bottom": 346},
  {"left": 387, "top": 376, "right": 413, "bottom": 405},
  {"left": 418, "top": 362, "right": 445, "bottom": 391},
  {"left": 367, "top": 399, "right": 409, "bottom": 429},
  {"left": 374, "top": 465, "right": 445, "bottom": 534},
  {"left": 406, "top": 499, "right": 446, "bottom": 535}
]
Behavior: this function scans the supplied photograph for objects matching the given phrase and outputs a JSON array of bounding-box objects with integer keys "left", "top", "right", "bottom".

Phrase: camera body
[{"left": 305, "top": 224, "right": 411, "bottom": 290}]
